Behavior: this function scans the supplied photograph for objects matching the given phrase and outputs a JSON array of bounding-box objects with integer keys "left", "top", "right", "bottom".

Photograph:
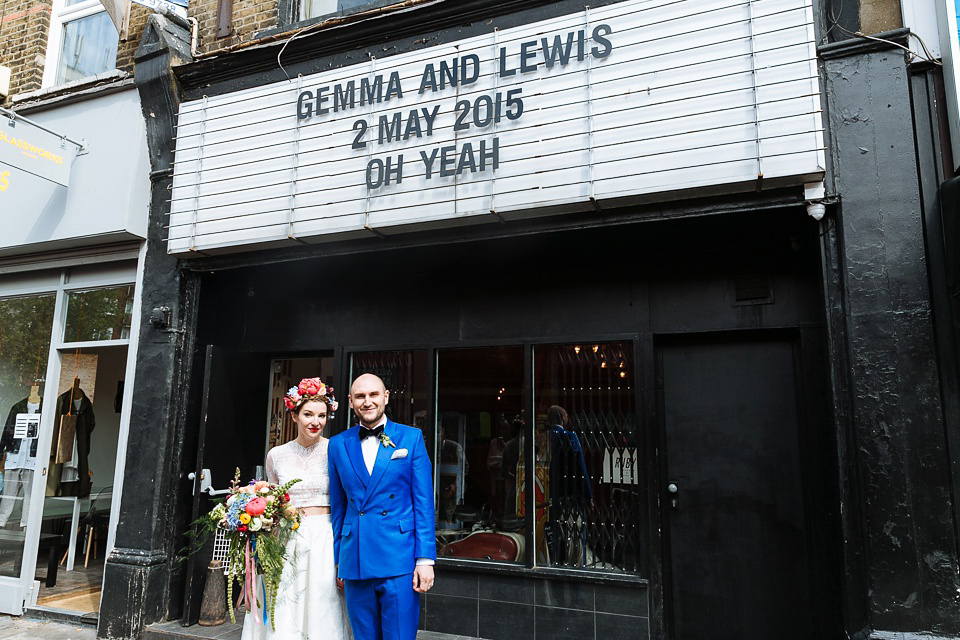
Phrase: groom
[{"left": 329, "top": 373, "right": 437, "bottom": 640}]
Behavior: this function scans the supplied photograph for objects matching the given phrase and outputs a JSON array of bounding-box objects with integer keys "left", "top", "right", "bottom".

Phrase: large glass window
[
  {"left": 63, "top": 286, "right": 134, "bottom": 343},
  {"left": 434, "top": 347, "right": 524, "bottom": 563},
  {"left": 533, "top": 342, "right": 640, "bottom": 572},
  {"left": 348, "top": 341, "right": 642, "bottom": 575},
  {"left": 0, "top": 295, "right": 55, "bottom": 578}
]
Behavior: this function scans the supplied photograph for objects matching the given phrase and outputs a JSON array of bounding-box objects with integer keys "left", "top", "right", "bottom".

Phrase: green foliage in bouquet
[{"left": 186, "top": 469, "right": 302, "bottom": 629}]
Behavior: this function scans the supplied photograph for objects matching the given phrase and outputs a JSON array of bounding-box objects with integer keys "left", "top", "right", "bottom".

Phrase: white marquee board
[{"left": 168, "top": 0, "right": 825, "bottom": 255}]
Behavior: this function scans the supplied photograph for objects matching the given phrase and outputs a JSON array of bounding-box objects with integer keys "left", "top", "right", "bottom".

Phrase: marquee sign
[{"left": 169, "top": 0, "right": 824, "bottom": 255}]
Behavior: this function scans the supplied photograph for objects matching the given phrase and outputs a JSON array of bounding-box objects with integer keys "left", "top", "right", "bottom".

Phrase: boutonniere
[{"left": 378, "top": 432, "right": 396, "bottom": 448}]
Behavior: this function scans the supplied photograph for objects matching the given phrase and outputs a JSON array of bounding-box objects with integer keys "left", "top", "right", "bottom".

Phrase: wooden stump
[{"left": 198, "top": 560, "right": 227, "bottom": 626}]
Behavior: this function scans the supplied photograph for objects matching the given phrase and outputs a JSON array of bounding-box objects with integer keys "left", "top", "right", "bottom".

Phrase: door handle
[{"left": 667, "top": 482, "right": 679, "bottom": 510}]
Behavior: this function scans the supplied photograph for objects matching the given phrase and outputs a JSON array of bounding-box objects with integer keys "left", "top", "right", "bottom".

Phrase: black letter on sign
[
  {"left": 367, "top": 158, "right": 385, "bottom": 189},
  {"left": 591, "top": 24, "right": 613, "bottom": 59},
  {"left": 520, "top": 40, "right": 538, "bottom": 73},
  {"left": 297, "top": 90, "right": 314, "bottom": 119}
]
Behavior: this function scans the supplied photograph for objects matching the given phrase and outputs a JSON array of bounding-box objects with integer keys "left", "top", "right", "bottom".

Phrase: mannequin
[{"left": 0, "top": 385, "right": 42, "bottom": 528}]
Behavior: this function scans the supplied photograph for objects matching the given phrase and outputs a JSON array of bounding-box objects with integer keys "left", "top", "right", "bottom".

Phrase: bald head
[
  {"left": 351, "top": 373, "right": 386, "bottom": 395},
  {"left": 350, "top": 373, "right": 390, "bottom": 428}
]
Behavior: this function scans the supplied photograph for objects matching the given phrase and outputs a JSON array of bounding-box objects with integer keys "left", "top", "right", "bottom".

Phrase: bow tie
[{"left": 359, "top": 425, "right": 384, "bottom": 440}]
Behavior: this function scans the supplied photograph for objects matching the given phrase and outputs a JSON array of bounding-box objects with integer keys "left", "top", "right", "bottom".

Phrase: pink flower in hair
[{"left": 298, "top": 377, "right": 324, "bottom": 397}]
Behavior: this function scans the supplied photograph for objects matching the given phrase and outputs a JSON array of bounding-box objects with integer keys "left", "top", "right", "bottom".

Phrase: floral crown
[{"left": 284, "top": 377, "right": 338, "bottom": 412}]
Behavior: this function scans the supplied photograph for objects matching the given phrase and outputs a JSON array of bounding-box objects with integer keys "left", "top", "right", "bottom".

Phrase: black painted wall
[
  {"left": 98, "top": 15, "right": 196, "bottom": 640},
  {"left": 821, "top": 34, "right": 960, "bottom": 636}
]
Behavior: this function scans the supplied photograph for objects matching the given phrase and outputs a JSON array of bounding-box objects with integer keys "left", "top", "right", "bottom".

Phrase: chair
[{"left": 80, "top": 487, "right": 111, "bottom": 568}]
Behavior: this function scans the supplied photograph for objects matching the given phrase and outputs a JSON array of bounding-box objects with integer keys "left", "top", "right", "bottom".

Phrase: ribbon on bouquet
[{"left": 235, "top": 538, "right": 261, "bottom": 621}]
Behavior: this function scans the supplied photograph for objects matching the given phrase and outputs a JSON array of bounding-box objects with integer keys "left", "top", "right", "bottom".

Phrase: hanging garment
[{"left": 50, "top": 389, "right": 95, "bottom": 498}]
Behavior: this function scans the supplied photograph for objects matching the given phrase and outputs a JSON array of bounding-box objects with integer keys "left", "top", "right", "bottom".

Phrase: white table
[{"left": 46, "top": 496, "right": 79, "bottom": 571}]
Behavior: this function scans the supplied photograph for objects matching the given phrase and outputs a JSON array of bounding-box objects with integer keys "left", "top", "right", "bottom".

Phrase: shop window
[
  {"left": 63, "top": 286, "right": 134, "bottom": 343},
  {"left": 434, "top": 346, "right": 524, "bottom": 564},
  {"left": 347, "top": 343, "right": 641, "bottom": 575},
  {"left": 43, "top": 0, "right": 119, "bottom": 88},
  {"left": 0, "top": 294, "right": 55, "bottom": 578},
  {"left": 533, "top": 342, "right": 640, "bottom": 572}
]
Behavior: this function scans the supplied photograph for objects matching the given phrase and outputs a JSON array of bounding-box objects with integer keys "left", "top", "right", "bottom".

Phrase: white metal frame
[
  {"left": 0, "top": 257, "right": 142, "bottom": 614},
  {"left": 41, "top": 0, "right": 119, "bottom": 89}
]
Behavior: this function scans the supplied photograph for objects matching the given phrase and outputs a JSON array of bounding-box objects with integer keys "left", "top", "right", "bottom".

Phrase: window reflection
[
  {"left": 63, "top": 286, "right": 134, "bottom": 343},
  {"left": 56, "top": 11, "right": 119, "bottom": 85},
  {"left": 533, "top": 342, "right": 640, "bottom": 572},
  {"left": 435, "top": 346, "right": 524, "bottom": 564},
  {"left": 0, "top": 295, "right": 55, "bottom": 577}
]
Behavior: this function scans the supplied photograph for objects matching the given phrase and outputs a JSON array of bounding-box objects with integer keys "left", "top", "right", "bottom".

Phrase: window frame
[
  {"left": 343, "top": 332, "right": 648, "bottom": 582},
  {"left": 41, "top": 0, "right": 119, "bottom": 89}
]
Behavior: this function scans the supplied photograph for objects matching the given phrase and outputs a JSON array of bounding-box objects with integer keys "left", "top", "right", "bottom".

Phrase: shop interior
[{"left": 0, "top": 285, "right": 130, "bottom": 616}]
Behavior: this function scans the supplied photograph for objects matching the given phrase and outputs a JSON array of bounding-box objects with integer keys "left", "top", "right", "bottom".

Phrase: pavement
[
  {"left": 0, "top": 615, "right": 481, "bottom": 640},
  {"left": 0, "top": 616, "right": 95, "bottom": 639}
]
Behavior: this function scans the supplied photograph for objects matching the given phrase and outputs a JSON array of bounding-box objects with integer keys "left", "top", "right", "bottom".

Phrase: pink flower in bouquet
[
  {"left": 246, "top": 497, "right": 267, "bottom": 516},
  {"left": 298, "top": 377, "right": 324, "bottom": 396},
  {"left": 253, "top": 480, "right": 270, "bottom": 492}
]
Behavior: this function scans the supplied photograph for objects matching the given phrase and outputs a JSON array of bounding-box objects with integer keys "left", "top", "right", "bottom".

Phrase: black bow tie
[{"left": 359, "top": 425, "right": 384, "bottom": 440}]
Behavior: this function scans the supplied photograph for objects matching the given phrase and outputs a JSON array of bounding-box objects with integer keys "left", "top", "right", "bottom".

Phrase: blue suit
[{"left": 329, "top": 419, "right": 436, "bottom": 640}]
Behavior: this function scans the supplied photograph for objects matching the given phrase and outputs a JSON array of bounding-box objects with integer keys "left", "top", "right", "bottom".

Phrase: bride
[{"left": 241, "top": 377, "right": 352, "bottom": 639}]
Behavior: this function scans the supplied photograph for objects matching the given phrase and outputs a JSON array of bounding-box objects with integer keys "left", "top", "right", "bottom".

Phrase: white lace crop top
[{"left": 264, "top": 439, "right": 330, "bottom": 508}]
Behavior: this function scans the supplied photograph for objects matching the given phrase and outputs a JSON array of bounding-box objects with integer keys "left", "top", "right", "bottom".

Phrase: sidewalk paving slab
[{"left": 0, "top": 616, "right": 95, "bottom": 640}]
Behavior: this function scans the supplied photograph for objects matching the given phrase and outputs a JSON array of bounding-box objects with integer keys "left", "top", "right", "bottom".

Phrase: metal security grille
[{"left": 535, "top": 342, "right": 641, "bottom": 572}]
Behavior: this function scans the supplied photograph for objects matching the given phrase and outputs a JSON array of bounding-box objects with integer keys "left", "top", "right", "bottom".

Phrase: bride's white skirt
[{"left": 240, "top": 514, "right": 352, "bottom": 640}]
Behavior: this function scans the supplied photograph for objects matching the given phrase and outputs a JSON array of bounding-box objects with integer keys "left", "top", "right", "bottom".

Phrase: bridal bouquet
[{"left": 203, "top": 469, "right": 302, "bottom": 627}]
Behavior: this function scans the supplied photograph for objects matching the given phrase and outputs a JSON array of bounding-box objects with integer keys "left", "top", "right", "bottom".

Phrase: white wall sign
[
  {"left": 0, "top": 117, "right": 80, "bottom": 187},
  {"left": 169, "top": 0, "right": 825, "bottom": 255},
  {"left": 0, "top": 89, "right": 150, "bottom": 257}
]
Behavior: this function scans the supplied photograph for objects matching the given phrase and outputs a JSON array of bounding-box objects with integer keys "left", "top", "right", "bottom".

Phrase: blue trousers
[{"left": 344, "top": 573, "right": 420, "bottom": 640}]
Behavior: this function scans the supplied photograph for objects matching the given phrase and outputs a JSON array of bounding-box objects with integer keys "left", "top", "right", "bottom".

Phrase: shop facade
[
  {"left": 100, "top": 0, "right": 960, "bottom": 638},
  {"left": 0, "top": 80, "right": 150, "bottom": 618}
]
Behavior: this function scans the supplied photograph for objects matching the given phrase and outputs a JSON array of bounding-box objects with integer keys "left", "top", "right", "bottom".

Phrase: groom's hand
[{"left": 413, "top": 565, "right": 434, "bottom": 593}]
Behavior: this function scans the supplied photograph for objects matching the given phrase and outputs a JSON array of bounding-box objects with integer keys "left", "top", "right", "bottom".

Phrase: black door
[
  {"left": 181, "top": 346, "right": 269, "bottom": 625},
  {"left": 659, "top": 335, "right": 813, "bottom": 640}
]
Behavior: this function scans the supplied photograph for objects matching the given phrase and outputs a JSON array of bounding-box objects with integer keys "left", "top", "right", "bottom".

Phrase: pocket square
[{"left": 391, "top": 448, "right": 408, "bottom": 459}]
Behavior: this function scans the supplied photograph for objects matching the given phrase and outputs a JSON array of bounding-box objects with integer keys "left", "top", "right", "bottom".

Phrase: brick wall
[
  {"left": 190, "top": 0, "right": 278, "bottom": 55},
  {"left": 0, "top": 0, "right": 53, "bottom": 103},
  {"left": 116, "top": 4, "right": 153, "bottom": 74},
  {"left": 0, "top": 0, "right": 149, "bottom": 106}
]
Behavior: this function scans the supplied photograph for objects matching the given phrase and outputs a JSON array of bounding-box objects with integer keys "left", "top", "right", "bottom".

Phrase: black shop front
[{"left": 167, "top": 204, "right": 843, "bottom": 640}]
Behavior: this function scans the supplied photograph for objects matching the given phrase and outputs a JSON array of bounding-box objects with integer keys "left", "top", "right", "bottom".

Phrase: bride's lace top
[{"left": 265, "top": 439, "right": 330, "bottom": 508}]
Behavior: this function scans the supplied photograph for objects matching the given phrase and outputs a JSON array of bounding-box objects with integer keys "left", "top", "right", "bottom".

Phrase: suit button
[
  {"left": 350, "top": 498, "right": 354, "bottom": 503},
  {"left": 389, "top": 494, "right": 394, "bottom": 499},
  {"left": 360, "top": 512, "right": 365, "bottom": 516},
  {"left": 382, "top": 510, "right": 387, "bottom": 515}
]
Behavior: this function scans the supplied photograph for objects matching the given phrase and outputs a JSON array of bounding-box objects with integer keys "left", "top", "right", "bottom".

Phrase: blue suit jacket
[{"left": 328, "top": 419, "right": 437, "bottom": 580}]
